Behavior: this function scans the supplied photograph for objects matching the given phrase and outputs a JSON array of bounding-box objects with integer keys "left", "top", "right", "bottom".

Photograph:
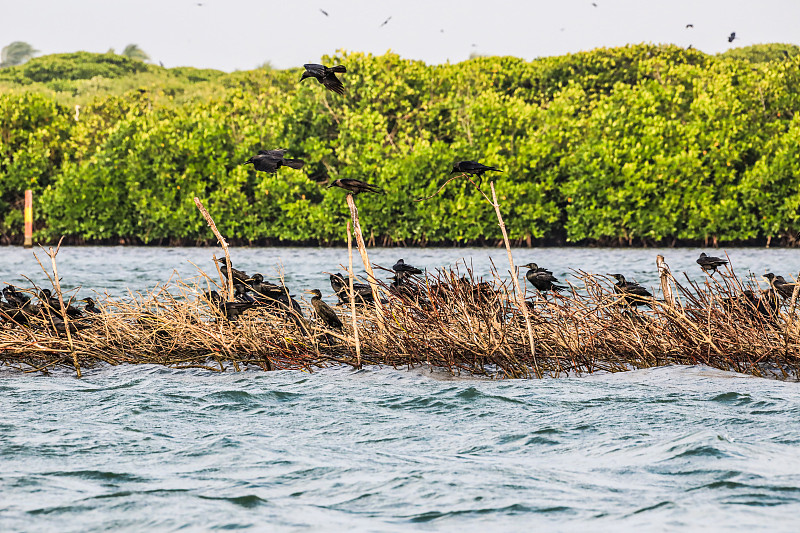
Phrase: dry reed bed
[{"left": 1, "top": 264, "right": 799, "bottom": 380}]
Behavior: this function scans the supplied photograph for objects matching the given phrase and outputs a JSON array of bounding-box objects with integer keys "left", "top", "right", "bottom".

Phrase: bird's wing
[
  {"left": 323, "top": 73, "right": 345, "bottom": 94},
  {"left": 303, "top": 64, "right": 325, "bottom": 75}
]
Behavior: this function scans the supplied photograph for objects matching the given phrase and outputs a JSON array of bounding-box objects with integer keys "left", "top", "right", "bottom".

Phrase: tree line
[{"left": 1, "top": 43, "right": 800, "bottom": 246}]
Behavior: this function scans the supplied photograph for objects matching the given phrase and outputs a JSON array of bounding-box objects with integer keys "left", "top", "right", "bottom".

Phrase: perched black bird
[
  {"left": 215, "top": 258, "right": 250, "bottom": 284},
  {"left": 393, "top": 259, "right": 423, "bottom": 275},
  {"left": 81, "top": 297, "right": 102, "bottom": 314},
  {"left": 307, "top": 289, "right": 343, "bottom": 330},
  {"left": 300, "top": 63, "right": 347, "bottom": 94},
  {"left": 203, "top": 290, "right": 253, "bottom": 321},
  {"left": 765, "top": 273, "right": 797, "bottom": 300},
  {"left": 728, "top": 32, "right": 736, "bottom": 43},
  {"left": 3, "top": 286, "right": 32, "bottom": 310},
  {"left": 521, "top": 263, "right": 565, "bottom": 293},
  {"left": 451, "top": 160, "right": 502, "bottom": 188},
  {"left": 244, "top": 149, "right": 305, "bottom": 173},
  {"left": 327, "top": 178, "right": 383, "bottom": 195},
  {"left": 389, "top": 271, "right": 427, "bottom": 303},
  {"left": 610, "top": 274, "right": 652, "bottom": 306},
  {"left": 248, "top": 273, "right": 283, "bottom": 297},
  {"left": 38, "top": 289, "right": 83, "bottom": 319},
  {"left": 329, "top": 273, "right": 375, "bottom": 305},
  {"left": 696, "top": 252, "right": 728, "bottom": 276}
]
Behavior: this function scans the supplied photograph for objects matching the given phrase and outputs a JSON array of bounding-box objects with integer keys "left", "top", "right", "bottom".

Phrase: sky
[{"left": 2, "top": 0, "right": 800, "bottom": 71}]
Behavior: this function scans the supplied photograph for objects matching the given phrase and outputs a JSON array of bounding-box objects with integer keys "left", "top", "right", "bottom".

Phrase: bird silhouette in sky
[
  {"left": 686, "top": 23, "right": 694, "bottom": 28},
  {"left": 319, "top": 8, "right": 328, "bottom": 16},
  {"left": 380, "top": 16, "right": 392, "bottom": 27},
  {"left": 728, "top": 32, "right": 737, "bottom": 43},
  {"left": 301, "top": 64, "right": 347, "bottom": 94}
]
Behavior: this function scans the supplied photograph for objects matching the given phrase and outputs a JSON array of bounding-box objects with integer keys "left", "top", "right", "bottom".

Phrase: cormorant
[
  {"left": 306, "top": 289, "right": 343, "bottom": 330},
  {"left": 300, "top": 63, "right": 347, "bottom": 94},
  {"left": 38, "top": 289, "right": 83, "bottom": 319},
  {"left": 521, "top": 263, "right": 565, "bottom": 293},
  {"left": 248, "top": 273, "right": 283, "bottom": 297},
  {"left": 697, "top": 252, "right": 728, "bottom": 276},
  {"left": 203, "top": 290, "right": 253, "bottom": 321},
  {"left": 329, "top": 273, "right": 375, "bottom": 305},
  {"left": 327, "top": 178, "right": 383, "bottom": 195},
  {"left": 765, "top": 273, "right": 797, "bottom": 300},
  {"left": 393, "top": 259, "right": 423, "bottom": 275},
  {"left": 81, "top": 297, "right": 102, "bottom": 314},
  {"left": 244, "top": 149, "right": 305, "bottom": 173},
  {"left": 215, "top": 258, "right": 250, "bottom": 284},
  {"left": 450, "top": 160, "right": 502, "bottom": 188},
  {"left": 610, "top": 274, "right": 652, "bottom": 306},
  {"left": 3, "top": 286, "right": 32, "bottom": 311}
]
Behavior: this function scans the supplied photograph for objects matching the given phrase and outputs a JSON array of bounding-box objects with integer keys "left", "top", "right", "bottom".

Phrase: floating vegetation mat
[{"left": 2, "top": 265, "right": 799, "bottom": 380}]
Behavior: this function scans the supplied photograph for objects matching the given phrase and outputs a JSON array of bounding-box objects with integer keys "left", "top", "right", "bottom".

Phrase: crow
[
  {"left": 696, "top": 252, "right": 728, "bottom": 276},
  {"left": 244, "top": 149, "right": 304, "bottom": 173},
  {"left": 301, "top": 63, "right": 347, "bottom": 94},
  {"left": 451, "top": 160, "right": 502, "bottom": 188},
  {"left": 327, "top": 178, "right": 383, "bottom": 195},
  {"left": 728, "top": 32, "right": 736, "bottom": 43}
]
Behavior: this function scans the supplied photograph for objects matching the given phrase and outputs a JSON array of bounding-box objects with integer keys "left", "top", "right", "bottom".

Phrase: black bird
[
  {"left": 728, "top": 32, "right": 736, "bottom": 43},
  {"left": 327, "top": 178, "right": 383, "bottom": 195},
  {"left": 215, "top": 258, "right": 250, "bottom": 284},
  {"left": 380, "top": 16, "right": 392, "bottom": 27},
  {"left": 248, "top": 273, "right": 283, "bottom": 297},
  {"left": 307, "top": 289, "right": 343, "bottom": 330},
  {"left": 329, "top": 273, "right": 375, "bottom": 305},
  {"left": 244, "top": 149, "right": 305, "bottom": 174},
  {"left": 451, "top": 160, "right": 502, "bottom": 188},
  {"left": 319, "top": 8, "right": 329, "bottom": 16},
  {"left": 300, "top": 63, "right": 347, "bottom": 95},
  {"left": 610, "top": 274, "right": 652, "bottom": 307},
  {"left": 81, "top": 297, "right": 102, "bottom": 314},
  {"left": 765, "top": 273, "right": 797, "bottom": 300},
  {"left": 38, "top": 289, "right": 83, "bottom": 319},
  {"left": 393, "top": 259, "right": 422, "bottom": 275},
  {"left": 389, "top": 271, "right": 427, "bottom": 303},
  {"left": 203, "top": 290, "right": 253, "bottom": 321},
  {"left": 686, "top": 23, "right": 694, "bottom": 28},
  {"left": 697, "top": 252, "right": 728, "bottom": 276},
  {"left": 3, "top": 286, "right": 32, "bottom": 310},
  {"left": 521, "top": 263, "right": 565, "bottom": 293}
]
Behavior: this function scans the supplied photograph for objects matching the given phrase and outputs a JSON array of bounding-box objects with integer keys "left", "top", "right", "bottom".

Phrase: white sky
[{"left": 2, "top": 0, "right": 799, "bottom": 70}]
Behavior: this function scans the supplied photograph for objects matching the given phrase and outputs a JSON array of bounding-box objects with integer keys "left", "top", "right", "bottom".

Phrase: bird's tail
[
  {"left": 487, "top": 167, "right": 503, "bottom": 172},
  {"left": 283, "top": 158, "right": 305, "bottom": 170},
  {"left": 330, "top": 65, "right": 347, "bottom": 73},
  {"left": 368, "top": 185, "right": 385, "bottom": 194},
  {"left": 553, "top": 284, "right": 567, "bottom": 293}
]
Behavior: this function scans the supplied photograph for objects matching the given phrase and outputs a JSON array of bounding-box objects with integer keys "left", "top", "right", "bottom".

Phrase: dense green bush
[{"left": 1, "top": 45, "right": 800, "bottom": 245}]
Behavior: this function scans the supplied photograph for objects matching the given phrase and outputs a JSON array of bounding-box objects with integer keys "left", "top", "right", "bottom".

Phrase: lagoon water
[{"left": 2, "top": 247, "right": 800, "bottom": 531}]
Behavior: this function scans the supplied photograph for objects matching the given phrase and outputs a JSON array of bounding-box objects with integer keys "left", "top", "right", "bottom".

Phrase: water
[
  {"left": 2, "top": 365, "right": 800, "bottom": 531},
  {"left": 3, "top": 247, "right": 800, "bottom": 531}
]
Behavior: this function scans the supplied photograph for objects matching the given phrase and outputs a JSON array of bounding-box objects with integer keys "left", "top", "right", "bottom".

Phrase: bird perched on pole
[
  {"left": 451, "top": 160, "right": 502, "bottom": 188},
  {"left": 520, "top": 263, "right": 565, "bottom": 293},
  {"left": 696, "top": 252, "right": 728, "bottom": 276},
  {"left": 306, "top": 289, "right": 343, "bottom": 330},
  {"left": 300, "top": 63, "right": 347, "bottom": 94},
  {"left": 327, "top": 178, "right": 383, "bottom": 195},
  {"left": 610, "top": 274, "right": 652, "bottom": 307},
  {"left": 392, "top": 259, "right": 423, "bottom": 275},
  {"left": 244, "top": 149, "right": 305, "bottom": 173}
]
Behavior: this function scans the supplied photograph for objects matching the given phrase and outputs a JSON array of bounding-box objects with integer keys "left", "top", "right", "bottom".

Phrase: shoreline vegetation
[
  {"left": 2, "top": 43, "right": 800, "bottom": 247},
  {"left": 2, "top": 247, "right": 798, "bottom": 380}
]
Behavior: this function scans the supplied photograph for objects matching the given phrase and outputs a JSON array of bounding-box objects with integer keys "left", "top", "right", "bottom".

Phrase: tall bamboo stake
[
  {"left": 40, "top": 237, "right": 80, "bottom": 377},
  {"left": 194, "top": 198, "right": 234, "bottom": 300},
  {"left": 347, "top": 220, "right": 361, "bottom": 367},
  {"left": 489, "top": 182, "right": 539, "bottom": 379},
  {"left": 345, "top": 194, "right": 383, "bottom": 321},
  {"left": 657, "top": 255, "right": 676, "bottom": 309}
]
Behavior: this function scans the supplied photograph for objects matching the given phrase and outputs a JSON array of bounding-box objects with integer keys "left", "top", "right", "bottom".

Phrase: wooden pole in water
[
  {"left": 194, "top": 198, "right": 234, "bottom": 301},
  {"left": 657, "top": 255, "right": 676, "bottom": 309},
  {"left": 489, "top": 182, "right": 539, "bottom": 379},
  {"left": 347, "top": 220, "right": 361, "bottom": 368},
  {"left": 23, "top": 189, "right": 33, "bottom": 248},
  {"left": 345, "top": 194, "right": 383, "bottom": 321}
]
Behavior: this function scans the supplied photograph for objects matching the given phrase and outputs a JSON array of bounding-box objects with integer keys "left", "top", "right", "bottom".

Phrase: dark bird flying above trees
[
  {"left": 327, "top": 178, "right": 383, "bottom": 195},
  {"left": 319, "top": 8, "right": 329, "bottom": 16},
  {"left": 728, "top": 32, "right": 737, "bottom": 43},
  {"left": 686, "top": 23, "right": 694, "bottom": 28},
  {"left": 244, "top": 149, "right": 304, "bottom": 173},
  {"left": 301, "top": 63, "right": 347, "bottom": 94},
  {"left": 380, "top": 16, "right": 392, "bottom": 27},
  {"left": 696, "top": 252, "right": 728, "bottom": 276}
]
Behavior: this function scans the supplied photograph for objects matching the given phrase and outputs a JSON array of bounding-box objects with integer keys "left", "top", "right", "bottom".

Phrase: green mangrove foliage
[{"left": 1, "top": 43, "right": 800, "bottom": 245}]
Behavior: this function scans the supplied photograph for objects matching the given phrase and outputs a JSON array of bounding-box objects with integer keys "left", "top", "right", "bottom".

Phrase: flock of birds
[{"left": 1, "top": 251, "right": 798, "bottom": 335}]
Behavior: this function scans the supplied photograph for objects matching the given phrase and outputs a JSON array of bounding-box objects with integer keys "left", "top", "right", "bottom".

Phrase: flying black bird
[
  {"left": 696, "top": 252, "right": 728, "bottom": 276},
  {"left": 610, "top": 274, "right": 652, "bottom": 306},
  {"left": 451, "top": 160, "right": 502, "bottom": 188},
  {"left": 307, "top": 289, "right": 343, "bottom": 330},
  {"left": 380, "top": 16, "right": 392, "bottom": 27},
  {"left": 686, "top": 23, "right": 694, "bottom": 28},
  {"left": 521, "top": 263, "right": 565, "bottom": 293},
  {"left": 319, "top": 8, "right": 329, "bottom": 16},
  {"left": 393, "top": 259, "right": 423, "bottom": 275},
  {"left": 301, "top": 63, "right": 347, "bottom": 94},
  {"left": 728, "top": 32, "right": 736, "bottom": 43},
  {"left": 327, "top": 178, "right": 383, "bottom": 195},
  {"left": 244, "top": 149, "right": 305, "bottom": 173}
]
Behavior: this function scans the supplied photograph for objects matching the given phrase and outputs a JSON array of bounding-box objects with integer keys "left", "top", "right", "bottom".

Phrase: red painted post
[{"left": 23, "top": 189, "right": 32, "bottom": 248}]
